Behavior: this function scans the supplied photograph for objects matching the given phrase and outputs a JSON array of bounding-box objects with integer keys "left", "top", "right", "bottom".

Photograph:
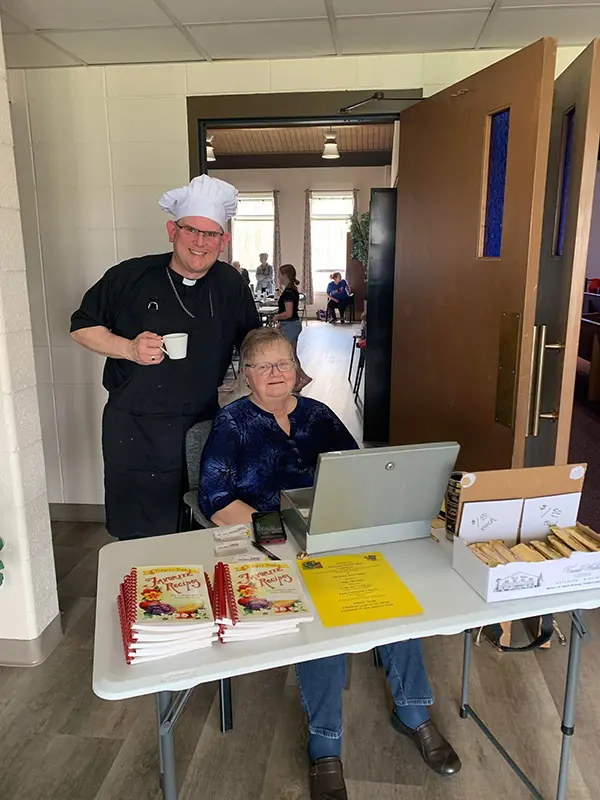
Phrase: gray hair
[{"left": 239, "top": 328, "right": 293, "bottom": 368}]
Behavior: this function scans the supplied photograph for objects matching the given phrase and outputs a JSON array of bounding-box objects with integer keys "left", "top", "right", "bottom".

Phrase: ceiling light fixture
[
  {"left": 206, "top": 134, "right": 216, "bottom": 162},
  {"left": 322, "top": 130, "right": 340, "bottom": 160}
]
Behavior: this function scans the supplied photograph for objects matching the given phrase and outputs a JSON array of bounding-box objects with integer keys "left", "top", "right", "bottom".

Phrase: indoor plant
[{"left": 349, "top": 211, "right": 370, "bottom": 279}]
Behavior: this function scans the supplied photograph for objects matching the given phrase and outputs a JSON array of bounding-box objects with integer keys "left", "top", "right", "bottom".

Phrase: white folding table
[{"left": 93, "top": 531, "right": 600, "bottom": 800}]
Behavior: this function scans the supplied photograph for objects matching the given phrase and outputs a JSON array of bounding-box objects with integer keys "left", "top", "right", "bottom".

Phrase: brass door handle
[{"left": 528, "top": 324, "right": 564, "bottom": 437}]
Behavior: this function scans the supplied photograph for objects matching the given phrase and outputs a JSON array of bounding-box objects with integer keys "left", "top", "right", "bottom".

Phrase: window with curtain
[
  {"left": 231, "top": 193, "right": 275, "bottom": 282},
  {"left": 310, "top": 192, "right": 354, "bottom": 292}
]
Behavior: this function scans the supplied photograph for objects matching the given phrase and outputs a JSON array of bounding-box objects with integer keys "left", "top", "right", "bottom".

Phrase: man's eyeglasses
[
  {"left": 245, "top": 359, "right": 296, "bottom": 377},
  {"left": 174, "top": 221, "right": 223, "bottom": 240}
]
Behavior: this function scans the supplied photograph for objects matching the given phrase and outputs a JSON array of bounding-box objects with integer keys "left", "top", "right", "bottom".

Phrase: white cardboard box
[{"left": 453, "top": 534, "right": 600, "bottom": 602}]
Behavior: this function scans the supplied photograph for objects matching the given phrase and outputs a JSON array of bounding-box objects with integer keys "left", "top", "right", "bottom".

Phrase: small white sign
[
  {"left": 458, "top": 498, "right": 524, "bottom": 545},
  {"left": 519, "top": 492, "right": 581, "bottom": 542}
]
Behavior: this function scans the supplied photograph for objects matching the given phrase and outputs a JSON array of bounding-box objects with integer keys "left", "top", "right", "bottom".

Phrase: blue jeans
[{"left": 295, "top": 639, "right": 433, "bottom": 746}]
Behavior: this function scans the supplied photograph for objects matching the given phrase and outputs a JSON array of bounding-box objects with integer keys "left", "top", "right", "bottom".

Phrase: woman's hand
[{"left": 211, "top": 500, "right": 256, "bottom": 527}]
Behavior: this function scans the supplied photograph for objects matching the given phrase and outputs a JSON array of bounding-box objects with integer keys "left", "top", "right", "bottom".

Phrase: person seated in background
[
  {"left": 272, "top": 263, "right": 312, "bottom": 392},
  {"left": 326, "top": 272, "right": 350, "bottom": 323},
  {"left": 232, "top": 260, "right": 251, "bottom": 286},
  {"left": 255, "top": 252, "right": 274, "bottom": 295},
  {"left": 198, "top": 328, "right": 461, "bottom": 800}
]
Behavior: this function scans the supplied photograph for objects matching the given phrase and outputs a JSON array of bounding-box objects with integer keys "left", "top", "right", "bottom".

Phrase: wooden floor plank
[
  {"left": 1, "top": 734, "right": 121, "bottom": 800},
  {"left": 179, "top": 668, "right": 288, "bottom": 800},
  {"left": 259, "top": 684, "right": 310, "bottom": 800}
]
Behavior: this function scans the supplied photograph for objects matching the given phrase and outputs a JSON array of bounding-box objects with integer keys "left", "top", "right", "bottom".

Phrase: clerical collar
[{"left": 182, "top": 277, "right": 196, "bottom": 286}]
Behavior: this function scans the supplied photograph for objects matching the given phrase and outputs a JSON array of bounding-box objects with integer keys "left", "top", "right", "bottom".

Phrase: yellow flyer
[{"left": 298, "top": 552, "right": 422, "bottom": 628}]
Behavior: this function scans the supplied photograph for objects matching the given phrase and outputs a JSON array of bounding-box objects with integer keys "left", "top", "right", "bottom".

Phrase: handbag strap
[{"left": 485, "top": 614, "right": 554, "bottom": 652}]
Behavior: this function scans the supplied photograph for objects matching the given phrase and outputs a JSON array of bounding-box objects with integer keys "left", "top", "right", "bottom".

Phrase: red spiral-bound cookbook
[
  {"left": 212, "top": 560, "right": 313, "bottom": 642},
  {"left": 116, "top": 565, "right": 218, "bottom": 665}
]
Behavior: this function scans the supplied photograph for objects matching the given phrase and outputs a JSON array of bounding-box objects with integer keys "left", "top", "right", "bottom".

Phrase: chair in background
[
  {"left": 348, "top": 333, "right": 361, "bottom": 383},
  {"left": 230, "top": 346, "right": 240, "bottom": 379},
  {"left": 325, "top": 294, "right": 355, "bottom": 324},
  {"left": 181, "top": 419, "right": 234, "bottom": 733},
  {"left": 298, "top": 292, "right": 308, "bottom": 326},
  {"left": 345, "top": 293, "right": 356, "bottom": 323},
  {"left": 182, "top": 420, "right": 214, "bottom": 531},
  {"left": 353, "top": 342, "right": 366, "bottom": 405}
]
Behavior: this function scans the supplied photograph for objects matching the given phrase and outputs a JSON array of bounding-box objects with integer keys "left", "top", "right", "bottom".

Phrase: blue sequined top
[{"left": 198, "top": 395, "right": 358, "bottom": 519}]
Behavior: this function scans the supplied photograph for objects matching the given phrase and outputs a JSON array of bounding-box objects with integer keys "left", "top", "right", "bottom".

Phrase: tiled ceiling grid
[{"left": 1, "top": 0, "right": 600, "bottom": 68}]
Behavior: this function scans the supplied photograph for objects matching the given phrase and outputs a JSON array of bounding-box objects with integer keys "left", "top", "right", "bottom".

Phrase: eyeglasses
[
  {"left": 245, "top": 359, "right": 296, "bottom": 377},
  {"left": 174, "top": 222, "right": 223, "bottom": 240}
]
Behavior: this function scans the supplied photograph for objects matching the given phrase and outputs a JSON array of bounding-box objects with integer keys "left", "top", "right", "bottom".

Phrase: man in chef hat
[{"left": 70, "top": 175, "right": 260, "bottom": 539}]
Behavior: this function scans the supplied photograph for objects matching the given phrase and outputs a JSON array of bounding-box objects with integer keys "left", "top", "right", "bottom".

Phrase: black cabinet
[{"left": 363, "top": 188, "right": 397, "bottom": 444}]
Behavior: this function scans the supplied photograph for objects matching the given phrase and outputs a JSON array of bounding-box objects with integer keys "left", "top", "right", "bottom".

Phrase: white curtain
[{"left": 273, "top": 190, "right": 281, "bottom": 271}]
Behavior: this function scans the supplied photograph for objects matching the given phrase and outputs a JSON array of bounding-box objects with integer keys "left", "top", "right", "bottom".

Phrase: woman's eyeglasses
[
  {"left": 245, "top": 359, "right": 296, "bottom": 377},
  {"left": 174, "top": 222, "right": 223, "bottom": 240}
]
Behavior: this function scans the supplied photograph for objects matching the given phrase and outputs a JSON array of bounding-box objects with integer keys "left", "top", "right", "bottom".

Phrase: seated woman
[
  {"left": 198, "top": 328, "right": 461, "bottom": 800},
  {"left": 326, "top": 272, "right": 350, "bottom": 323}
]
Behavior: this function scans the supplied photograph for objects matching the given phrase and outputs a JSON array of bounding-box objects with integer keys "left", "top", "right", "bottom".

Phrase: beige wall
[
  {"left": 0, "top": 18, "right": 59, "bottom": 646},
  {"left": 8, "top": 44, "right": 586, "bottom": 508},
  {"left": 210, "top": 165, "right": 387, "bottom": 292}
]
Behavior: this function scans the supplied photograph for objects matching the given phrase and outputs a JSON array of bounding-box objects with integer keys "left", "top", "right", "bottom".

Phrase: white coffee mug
[{"left": 162, "top": 333, "right": 188, "bottom": 360}]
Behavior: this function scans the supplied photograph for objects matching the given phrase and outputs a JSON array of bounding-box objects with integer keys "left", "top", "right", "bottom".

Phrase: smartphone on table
[{"left": 251, "top": 511, "right": 287, "bottom": 546}]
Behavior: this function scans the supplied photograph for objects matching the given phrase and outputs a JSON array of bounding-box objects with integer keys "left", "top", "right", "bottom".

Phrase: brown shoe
[
  {"left": 391, "top": 715, "right": 462, "bottom": 776},
  {"left": 309, "top": 757, "right": 348, "bottom": 800}
]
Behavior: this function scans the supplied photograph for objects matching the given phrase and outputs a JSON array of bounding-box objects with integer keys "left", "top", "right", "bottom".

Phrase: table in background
[
  {"left": 93, "top": 532, "right": 600, "bottom": 800},
  {"left": 257, "top": 305, "right": 279, "bottom": 326}
]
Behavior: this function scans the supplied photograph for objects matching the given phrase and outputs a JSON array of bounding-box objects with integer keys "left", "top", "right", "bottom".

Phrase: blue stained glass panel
[
  {"left": 483, "top": 109, "right": 510, "bottom": 258},
  {"left": 555, "top": 108, "right": 575, "bottom": 257}
]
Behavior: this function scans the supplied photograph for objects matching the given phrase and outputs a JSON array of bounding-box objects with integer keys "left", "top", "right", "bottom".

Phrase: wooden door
[
  {"left": 390, "top": 39, "right": 557, "bottom": 471},
  {"left": 525, "top": 41, "right": 600, "bottom": 467}
]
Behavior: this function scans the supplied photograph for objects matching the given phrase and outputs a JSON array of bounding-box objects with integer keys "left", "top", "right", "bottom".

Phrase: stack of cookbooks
[
  {"left": 212, "top": 560, "right": 313, "bottom": 642},
  {"left": 117, "top": 565, "right": 218, "bottom": 665}
]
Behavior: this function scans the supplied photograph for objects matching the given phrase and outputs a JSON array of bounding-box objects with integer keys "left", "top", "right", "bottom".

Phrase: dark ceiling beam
[
  {"left": 208, "top": 151, "right": 392, "bottom": 170},
  {"left": 205, "top": 115, "right": 398, "bottom": 130}
]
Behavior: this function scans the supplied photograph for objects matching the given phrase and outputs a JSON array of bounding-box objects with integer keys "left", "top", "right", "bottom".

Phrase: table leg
[
  {"left": 460, "top": 629, "right": 473, "bottom": 718},
  {"left": 556, "top": 611, "right": 588, "bottom": 800},
  {"left": 219, "top": 678, "right": 233, "bottom": 733},
  {"left": 156, "top": 691, "right": 178, "bottom": 800}
]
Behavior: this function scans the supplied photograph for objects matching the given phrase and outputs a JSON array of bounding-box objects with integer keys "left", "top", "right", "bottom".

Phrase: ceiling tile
[
  {"left": 333, "top": 0, "right": 491, "bottom": 14},
  {"left": 337, "top": 11, "right": 488, "bottom": 55},
  {"left": 1, "top": 15, "right": 27, "bottom": 33},
  {"left": 503, "top": 0, "right": 600, "bottom": 5},
  {"left": 0, "top": 0, "right": 169, "bottom": 31},
  {"left": 3, "top": 33, "right": 80, "bottom": 67},
  {"left": 43, "top": 27, "right": 203, "bottom": 64},
  {"left": 163, "top": 0, "right": 326, "bottom": 24},
  {"left": 479, "top": 6, "right": 600, "bottom": 48},
  {"left": 188, "top": 20, "right": 335, "bottom": 60}
]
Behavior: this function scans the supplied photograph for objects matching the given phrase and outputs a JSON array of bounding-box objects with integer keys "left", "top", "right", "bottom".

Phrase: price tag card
[
  {"left": 458, "top": 499, "right": 524, "bottom": 545},
  {"left": 519, "top": 492, "right": 581, "bottom": 542}
]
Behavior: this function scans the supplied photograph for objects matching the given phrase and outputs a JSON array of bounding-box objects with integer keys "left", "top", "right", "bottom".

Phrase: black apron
[{"left": 102, "top": 270, "right": 222, "bottom": 539}]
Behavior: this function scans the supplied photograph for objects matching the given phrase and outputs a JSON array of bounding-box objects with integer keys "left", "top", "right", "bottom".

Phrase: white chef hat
[{"left": 158, "top": 175, "right": 238, "bottom": 229}]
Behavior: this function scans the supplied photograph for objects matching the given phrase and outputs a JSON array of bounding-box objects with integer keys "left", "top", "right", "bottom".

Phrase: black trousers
[{"left": 327, "top": 299, "right": 348, "bottom": 320}]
